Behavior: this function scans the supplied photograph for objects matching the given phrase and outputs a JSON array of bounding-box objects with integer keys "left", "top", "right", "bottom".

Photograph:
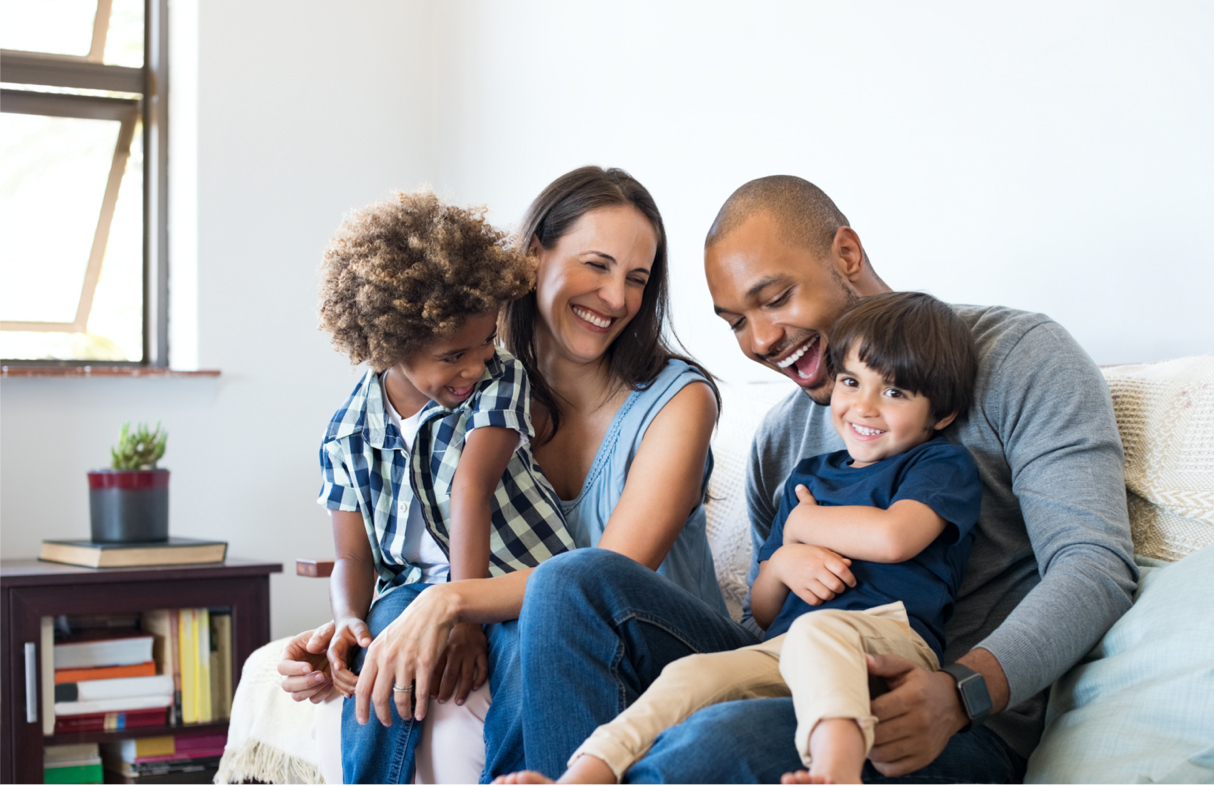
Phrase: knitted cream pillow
[{"left": 1102, "top": 356, "right": 1214, "bottom": 562}]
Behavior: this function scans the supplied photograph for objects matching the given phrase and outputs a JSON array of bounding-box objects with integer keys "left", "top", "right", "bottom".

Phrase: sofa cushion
[
  {"left": 704, "top": 380, "right": 799, "bottom": 621},
  {"left": 1103, "top": 357, "right": 1214, "bottom": 561},
  {"left": 1025, "top": 545, "right": 1214, "bottom": 784}
]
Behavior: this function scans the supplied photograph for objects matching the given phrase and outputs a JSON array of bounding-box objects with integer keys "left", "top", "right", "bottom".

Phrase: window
[{"left": 1, "top": 0, "right": 167, "bottom": 365}]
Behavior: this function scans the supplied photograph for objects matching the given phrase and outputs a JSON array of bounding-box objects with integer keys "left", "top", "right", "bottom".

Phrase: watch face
[{"left": 958, "top": 673, "right": 993, "bottom": 720}]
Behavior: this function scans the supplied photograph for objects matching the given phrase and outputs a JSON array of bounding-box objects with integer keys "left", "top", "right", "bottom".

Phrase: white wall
[{"left": 2, "top": 1, "right": 1211, "bottom": 637}]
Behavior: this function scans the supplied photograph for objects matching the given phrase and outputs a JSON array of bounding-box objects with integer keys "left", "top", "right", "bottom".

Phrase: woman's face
[{"left": 532, "top": 205, "right": 658, "bottom": 366}]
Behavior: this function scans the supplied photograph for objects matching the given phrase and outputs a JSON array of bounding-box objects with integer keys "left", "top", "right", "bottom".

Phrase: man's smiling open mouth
[{"left": 773, "top": 335, "right": 823, "bottom": 383}]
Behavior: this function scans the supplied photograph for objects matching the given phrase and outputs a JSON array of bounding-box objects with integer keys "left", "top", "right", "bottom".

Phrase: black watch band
[{"left": 940, "top": 663, "right": 992, "bottom": 731}]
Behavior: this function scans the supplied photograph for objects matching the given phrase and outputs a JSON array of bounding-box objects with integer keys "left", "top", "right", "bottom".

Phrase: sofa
[{"left": 218, "top": 356, "right": 1214, "bottom": 784}]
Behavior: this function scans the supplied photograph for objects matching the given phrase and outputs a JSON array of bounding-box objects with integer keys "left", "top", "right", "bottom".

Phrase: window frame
[{"left": 0, "top": 0, "right": 169, "bottom": 368}]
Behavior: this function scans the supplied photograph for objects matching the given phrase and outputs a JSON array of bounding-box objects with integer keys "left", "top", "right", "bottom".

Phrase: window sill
[{"left": 0, "top": 366, "right": 221, "bottom": 378}]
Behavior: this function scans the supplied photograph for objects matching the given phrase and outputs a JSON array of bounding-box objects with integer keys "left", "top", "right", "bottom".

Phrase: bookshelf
[{"left": 0, "top": 558, "right": 282, "bottom": 784}]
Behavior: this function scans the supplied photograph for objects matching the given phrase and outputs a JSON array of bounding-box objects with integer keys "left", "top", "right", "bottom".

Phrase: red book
[
  {"left": 53, "top": 707, "right": 166, "bottom": 734},
  {"left": 55, "top": 662, "right": 157, "bottom": 685}
]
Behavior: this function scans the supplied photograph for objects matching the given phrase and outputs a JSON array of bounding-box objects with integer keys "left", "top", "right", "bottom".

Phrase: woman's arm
[{"left": 595, "top": 381, "right": 718, "bottom": 569}]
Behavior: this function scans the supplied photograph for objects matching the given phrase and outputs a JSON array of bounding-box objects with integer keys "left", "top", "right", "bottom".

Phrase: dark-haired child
[
  {"left": 316, "top": 190, "right": 575, "bottom": 784},
  {"left": 505, "top": 291, "right": 980, "bottom": 785}
]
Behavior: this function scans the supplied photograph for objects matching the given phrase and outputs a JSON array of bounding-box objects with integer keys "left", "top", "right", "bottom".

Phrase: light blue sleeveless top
[{"left": 559, "top": 359, "right": 729, "bottom": 618}]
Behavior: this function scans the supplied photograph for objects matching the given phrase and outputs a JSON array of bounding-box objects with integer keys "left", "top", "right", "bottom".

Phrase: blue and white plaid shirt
[{"left": 318, "top": 349, "right": 574, "bottom": 591}]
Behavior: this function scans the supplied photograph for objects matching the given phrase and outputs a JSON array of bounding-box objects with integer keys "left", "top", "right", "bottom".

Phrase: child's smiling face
[
  {"left": 830, "top": 343, "right": 957, "bottom": 468},
  {"left": 388, "top": 310, "right": 500, "bottom": 413}
]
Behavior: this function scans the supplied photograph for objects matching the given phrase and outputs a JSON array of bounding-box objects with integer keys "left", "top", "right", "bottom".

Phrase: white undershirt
[{"left": 381, "top": 379, "right": 450, "bottom": 585}]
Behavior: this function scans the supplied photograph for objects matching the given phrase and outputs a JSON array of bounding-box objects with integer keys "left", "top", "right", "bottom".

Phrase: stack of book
[
  {"left": 53, "top": 631, "right": 172, "bottom": 733},
  {"left": 42, "top": 609, "right": 234, "bottom": 737},
  {"left": 43, "top": 743, "right": 103, "bottom": 784},
  {"left": 101, "top": 735, "right": 226, "bottom": 784}
]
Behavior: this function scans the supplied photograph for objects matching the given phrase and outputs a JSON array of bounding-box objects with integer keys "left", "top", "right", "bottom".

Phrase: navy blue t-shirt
[{"left": 756, "top": 436, "right": 981, "bottom": 660}]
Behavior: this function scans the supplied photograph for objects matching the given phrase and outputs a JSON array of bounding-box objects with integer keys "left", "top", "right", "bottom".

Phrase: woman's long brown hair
[{"left": 503, "top": 166, "right": 718, "bottom": 442}]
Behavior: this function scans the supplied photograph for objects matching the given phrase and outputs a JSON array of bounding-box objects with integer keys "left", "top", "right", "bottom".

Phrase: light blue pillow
[{"left": 1026, "top": 545, "right": 1214, "bottom": 784}]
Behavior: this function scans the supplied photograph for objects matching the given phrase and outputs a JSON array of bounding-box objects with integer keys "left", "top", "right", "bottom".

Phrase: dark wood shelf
[
  {"left": 1, "top": 557, "right": 281, "bottom": 784},
  {"left": 47, "top": 721, "right": 229, "bottom": 746}
]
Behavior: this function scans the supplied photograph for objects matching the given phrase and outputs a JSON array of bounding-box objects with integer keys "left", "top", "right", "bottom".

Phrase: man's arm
[{"left": 866, "top": 319, "right": 1136, "bottom": 776}]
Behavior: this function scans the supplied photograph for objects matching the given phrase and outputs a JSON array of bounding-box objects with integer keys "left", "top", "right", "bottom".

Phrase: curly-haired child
[{"left": 316, "top": 190, "right": 575, "bottom": 784}]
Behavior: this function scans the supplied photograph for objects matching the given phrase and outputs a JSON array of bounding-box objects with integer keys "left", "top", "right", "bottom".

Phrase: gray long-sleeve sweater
[{"left": 741, "top": 304, "right": 1137, "bottom": 759}]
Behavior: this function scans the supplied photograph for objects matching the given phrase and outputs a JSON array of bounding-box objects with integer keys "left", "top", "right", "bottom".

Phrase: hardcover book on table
[{"left": 38, "top": 538, "right": 227, "bottom": 569}]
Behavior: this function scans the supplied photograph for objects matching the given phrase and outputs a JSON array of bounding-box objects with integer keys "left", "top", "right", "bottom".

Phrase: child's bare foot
[
  {"left": 801, "top": 717, "right": 865, "bottom": 784},
  {"left": 492, "top": 772, "right": 554, "bottom": 784},
  {"left": 781, "top": 770, "right": 830, "bottom": 784}
]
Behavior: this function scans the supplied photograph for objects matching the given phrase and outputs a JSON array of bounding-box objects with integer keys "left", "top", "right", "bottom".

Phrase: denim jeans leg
[
  {"left": 626, "top": 697, "right": 1026, "bottom": 784},
  {"left": 480, "top": 619, "right": 524, "bottom": 782},
  {"left": 340, "top": 583, "right": 428, "bottom": 785},
  {"left": 519, "top": 549, "right": 759, "bottom": 779}
]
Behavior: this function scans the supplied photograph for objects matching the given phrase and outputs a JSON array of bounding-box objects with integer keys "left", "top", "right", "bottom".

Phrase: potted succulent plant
[{"left": 88, "top": 422, "right": 170, "bottom": 543}]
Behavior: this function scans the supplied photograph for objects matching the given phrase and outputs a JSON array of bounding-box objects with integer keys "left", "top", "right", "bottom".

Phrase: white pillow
[{"left": 1025, "top": 545, "right": 1214, "bottom": 784}]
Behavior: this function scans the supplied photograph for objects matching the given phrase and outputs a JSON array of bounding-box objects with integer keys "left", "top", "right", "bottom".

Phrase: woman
[{"left": 279, "top": 166, "right": 749, "bottom": 782}]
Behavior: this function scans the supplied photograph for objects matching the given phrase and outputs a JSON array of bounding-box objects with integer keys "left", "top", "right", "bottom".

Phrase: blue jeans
[
  {"left": 511, "top": 549, "right": 1027, "bottom": 784},
  {"left": 341, "top": 582, "right": 428, "bottom": 785},
  {"left": 340, "top": 581, "right": 524, "bottom": 784},
  {"left": 507, "top": 549, "right": 759, "bottom": 779},
  {"left": 627, "top": 697, "right": 1027, "bottom": 783}
]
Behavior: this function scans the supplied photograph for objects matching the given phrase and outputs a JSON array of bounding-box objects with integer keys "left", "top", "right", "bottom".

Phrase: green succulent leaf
[{"left": 110, "top": 420, "right": 169, "bottom": 470}]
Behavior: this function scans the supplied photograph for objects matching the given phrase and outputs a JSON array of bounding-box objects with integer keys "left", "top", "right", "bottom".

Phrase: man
[{"left": 516, "top": 176, "right": 1136, "bottom": 782}]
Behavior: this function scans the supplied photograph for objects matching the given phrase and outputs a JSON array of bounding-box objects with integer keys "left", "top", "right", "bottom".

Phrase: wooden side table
[{"left": 0, "top": 558, "right": 282, "bottom": 784}]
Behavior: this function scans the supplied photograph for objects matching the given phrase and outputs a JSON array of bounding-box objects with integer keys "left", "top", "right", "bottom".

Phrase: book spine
[
  {"left": 197, "top": 609, "right": 212, "bottom": 723},
  {"left": 168, "top": 611, "right": 182, "bottom": 726},
  {"left": 178, "top": 610, "right": 196, "bottom": 724},
  {"left": 54, "top": 662, "right": 157, "bottom": 684}
]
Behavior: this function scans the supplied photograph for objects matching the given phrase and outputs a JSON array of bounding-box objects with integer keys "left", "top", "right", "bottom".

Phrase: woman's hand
[
  {"left": 277, "top": 623, "right": 339, "bottom": 703},
  {"left": 432, "top": 622, "right": 489, "bottom": 706},
  {"left": 327, "top": 615, "right": 373, "bottom": 698},
  {"left": 354, "top": 584, "right": 460, "bottom": 726}
]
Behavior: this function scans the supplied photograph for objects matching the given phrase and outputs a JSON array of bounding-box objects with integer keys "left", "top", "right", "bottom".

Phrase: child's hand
[
  {"left": 785, "top": 485, "right": 820, "bottom": 545},
  {"left": 430, "top": 622, "right": 488, "bottom": 706},
  {"left": 328, "top": 615, "right": 373, "bottom": 699},
  {"left": 773, "top": 543, "right": 855, "bottom": 606}
]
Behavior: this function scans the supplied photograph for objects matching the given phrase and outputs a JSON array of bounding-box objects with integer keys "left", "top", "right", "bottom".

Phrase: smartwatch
[{"left": 940, "top": 663, "right": 992, "bottom": 731}]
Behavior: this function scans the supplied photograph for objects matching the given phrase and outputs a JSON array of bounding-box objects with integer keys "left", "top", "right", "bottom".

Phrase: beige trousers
[{"left": 570, "top": 601, "right": 940, "bottom": 781}]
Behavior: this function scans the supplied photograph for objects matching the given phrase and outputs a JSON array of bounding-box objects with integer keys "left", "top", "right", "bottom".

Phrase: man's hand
[
  {"left": 865, "top": 653, "right": 968, "bottom": 776},
  {"left": 431, "top": 622, "right": 488, "bottom": 706},
  {"left": 771, "top": 544, "right": 855, "bottom": 606}
]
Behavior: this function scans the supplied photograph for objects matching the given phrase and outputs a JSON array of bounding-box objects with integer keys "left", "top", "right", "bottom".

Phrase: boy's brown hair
[
  {"left": 828, "top": 291, "right": 978, "bottom": 424},
  {"left": 319, "top": 190, "right": 534, "bottom": 371}
]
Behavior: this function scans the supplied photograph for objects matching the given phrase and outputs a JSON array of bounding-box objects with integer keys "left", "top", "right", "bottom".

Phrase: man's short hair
[
  {"left": 828, "top": 292, "right": 978, "bottom": 424},
  {"left": 705, "top": 175, "right": 851, "bottom": 258}
]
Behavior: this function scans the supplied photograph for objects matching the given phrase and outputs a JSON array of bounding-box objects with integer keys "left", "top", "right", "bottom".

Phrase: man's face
[{"left": 705, "top": 212, "right": 859, "bottom": 405}]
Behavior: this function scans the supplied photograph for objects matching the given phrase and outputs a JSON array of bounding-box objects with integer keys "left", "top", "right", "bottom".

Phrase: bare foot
[
  {"left": 781, "top": 770, "right": 829, "bottom": 784},
  {"left": 804, "top": 717, "right": 865, "bottom": 784},
  {"left": 492, "top": 773, "right": 554, "bottom": 784}
]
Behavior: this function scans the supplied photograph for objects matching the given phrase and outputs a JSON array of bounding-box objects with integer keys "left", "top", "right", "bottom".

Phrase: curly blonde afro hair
[{"left": 319, "top": 190, "right": 535, "bottom": 371}]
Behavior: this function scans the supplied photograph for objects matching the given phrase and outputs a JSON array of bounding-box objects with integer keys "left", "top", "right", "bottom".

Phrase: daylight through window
[{"left": 1, "top": 0, "right": 166, "bottom": 364}]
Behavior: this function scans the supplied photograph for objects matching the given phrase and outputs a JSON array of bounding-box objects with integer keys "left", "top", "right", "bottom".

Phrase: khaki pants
[{"left": 570, "top": 601, "right": 939, "bottom": 781}]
